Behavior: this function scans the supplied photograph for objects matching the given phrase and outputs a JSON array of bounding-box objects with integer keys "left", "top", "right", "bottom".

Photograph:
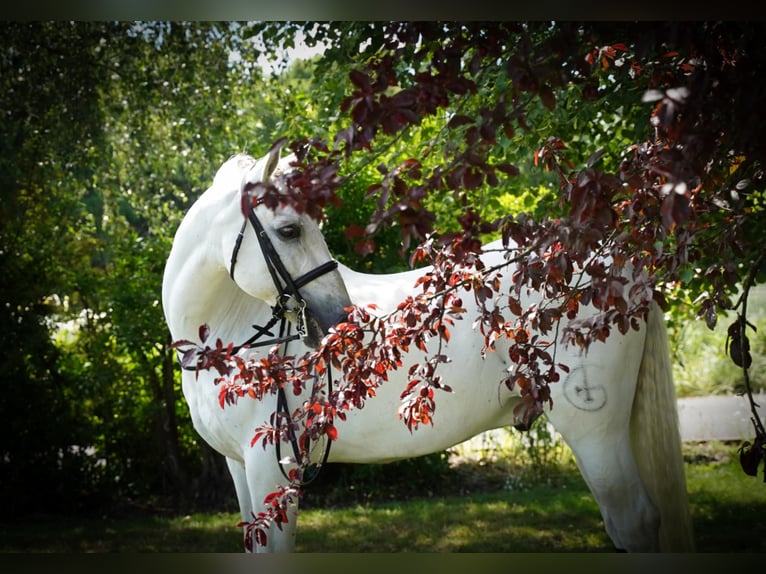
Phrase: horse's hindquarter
[{"left": 544, "top": 320, "right": 646, "bottom": 440}]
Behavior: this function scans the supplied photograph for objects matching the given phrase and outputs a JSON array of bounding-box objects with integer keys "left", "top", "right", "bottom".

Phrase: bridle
[
  {"left": 184, "top": 193, "right": 340, "bottom": 485},
  {"left": 232, "top": 198, "right": 339, "bottom": 484}
]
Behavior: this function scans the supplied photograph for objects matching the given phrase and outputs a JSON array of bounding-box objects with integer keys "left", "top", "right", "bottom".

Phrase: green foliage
[
  {"left": 0, "top": 21, "right": 256, "bottom": 516},
  {"left": 323, "top": 163, "right": 413, "bottom": 272},
  {"left": 0, "top": 21, "right": 114, "bottom": 516},
  {"left": 452, "top": 417, "right": 576, "bottom": 491},
  {"left": 669, "top": 285, "right": 766, "bottom": 397}
]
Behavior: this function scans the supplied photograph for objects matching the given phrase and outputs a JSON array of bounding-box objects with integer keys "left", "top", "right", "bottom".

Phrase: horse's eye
[{"left": 277, "top": 224, "right": 301, "bottom": 240}]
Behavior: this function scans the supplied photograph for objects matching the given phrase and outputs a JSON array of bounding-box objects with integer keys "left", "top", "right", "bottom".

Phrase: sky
[{"left": 252, "top": 28, "right": 328, "bottom": 76}]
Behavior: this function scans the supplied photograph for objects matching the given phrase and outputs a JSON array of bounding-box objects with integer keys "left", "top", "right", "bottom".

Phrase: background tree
[
  {"left": 0, "top": 21, "right": 113, "bottom": 515},
  {"left": 1, "top": 21, "right": 279, "bottom": 516}
]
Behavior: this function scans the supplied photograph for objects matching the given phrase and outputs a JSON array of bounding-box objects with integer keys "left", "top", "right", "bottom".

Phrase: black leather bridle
[
  {"left": 185, "top": 196, "right": 339, "bottom": 484},
  {"left": 231, "top": 199, "right": 339, "bottom": 484}
]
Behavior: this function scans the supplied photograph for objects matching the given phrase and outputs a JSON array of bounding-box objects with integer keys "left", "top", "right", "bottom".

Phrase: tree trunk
[{"left": 143, "top": 345, "right": 187, "bottom": 501}]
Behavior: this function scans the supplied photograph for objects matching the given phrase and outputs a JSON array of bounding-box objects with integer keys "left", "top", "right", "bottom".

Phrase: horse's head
[{"left": 215, "top": 146, "right": 351, "bottom": 348}]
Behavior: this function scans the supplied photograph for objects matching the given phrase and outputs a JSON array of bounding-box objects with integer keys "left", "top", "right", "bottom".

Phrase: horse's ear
[
  {"left": 262, "top": 137, "right": 287, "bottom": 182},
  {"left": 262, "top": 146, "right": 281, "bottom": 182}
]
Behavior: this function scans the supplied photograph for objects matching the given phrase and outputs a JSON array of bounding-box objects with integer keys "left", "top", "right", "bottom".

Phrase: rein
[
  {"left": 183, "top": 198, "right": 339, "bottom": 485},
  {"left": 272, "top": 319, "right": 334, "bottom": 486}
]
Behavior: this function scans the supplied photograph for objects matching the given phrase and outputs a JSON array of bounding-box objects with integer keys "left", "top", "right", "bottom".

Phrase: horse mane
[
  {"left": 212, "top": 153, "right": 257, "bottom": 190},
  {"left": 190, "top": 152, "right": 276, "bottom": 344}
]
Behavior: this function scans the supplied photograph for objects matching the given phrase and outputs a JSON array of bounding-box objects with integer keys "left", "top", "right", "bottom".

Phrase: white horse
[{"left": 162, "top": 148, "right": 694, "bottom": 553}]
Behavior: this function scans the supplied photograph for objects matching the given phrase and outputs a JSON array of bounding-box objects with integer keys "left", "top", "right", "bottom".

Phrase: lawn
[{"left": 1, "top": 442, "right": 763, "bottom": 553}]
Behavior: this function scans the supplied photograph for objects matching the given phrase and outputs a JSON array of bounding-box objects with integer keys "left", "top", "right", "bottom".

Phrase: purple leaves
[{"left": 170, "top": 325, "right": 234, "bottom": 378}]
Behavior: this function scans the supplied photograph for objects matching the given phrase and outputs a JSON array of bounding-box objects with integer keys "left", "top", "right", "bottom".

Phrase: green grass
[
  {"left": 1, "top": 443, "right": 764, "bottom": 553},
  {"left": 296, "top": 475, "right": 610, "bottom": 552},
  {"left": 0, "top": 512, "right": 244, "bottom": 553},
  {"left": 684, "top": 451, "right": 766, "bottom": 553}
]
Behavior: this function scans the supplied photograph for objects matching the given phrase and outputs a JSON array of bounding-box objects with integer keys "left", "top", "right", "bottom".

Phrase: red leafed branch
[
  {"left": 199, "top": 22, "right": 766, "bottom": 547},
  {"left": 328, "top": 22, "right": 766, "bottom": 470}
]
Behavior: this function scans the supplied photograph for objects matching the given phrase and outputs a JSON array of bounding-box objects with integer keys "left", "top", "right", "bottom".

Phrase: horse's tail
[{"left": 631, "top": 302, "right": 695, "bottom": 552}]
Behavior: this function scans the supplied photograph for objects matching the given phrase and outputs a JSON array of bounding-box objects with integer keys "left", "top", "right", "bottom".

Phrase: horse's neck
[
  {"left": 163, "top": 194, "right": 271, "bottom": 348},
  {"left": 179, "top": 270, "right": 268, "bottom": 348}
]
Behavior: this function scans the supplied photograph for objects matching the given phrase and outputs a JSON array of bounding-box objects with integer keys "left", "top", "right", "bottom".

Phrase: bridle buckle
[{"left": 277, "top": 294, "right": 308, "bottom": 340}]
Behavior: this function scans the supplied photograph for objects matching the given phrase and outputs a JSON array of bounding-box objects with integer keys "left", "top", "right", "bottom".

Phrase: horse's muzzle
[{"left": 304, "top": 306, "right": 349, "bottom": 348}]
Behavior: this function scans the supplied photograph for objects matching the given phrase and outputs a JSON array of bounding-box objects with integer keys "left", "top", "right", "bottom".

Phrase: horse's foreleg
[
  {"left": 225, "top": 456, "right": 251, "bottom": 525},
  {"left": 243, "top": 447, "right": 299, "bottom": 553}
]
